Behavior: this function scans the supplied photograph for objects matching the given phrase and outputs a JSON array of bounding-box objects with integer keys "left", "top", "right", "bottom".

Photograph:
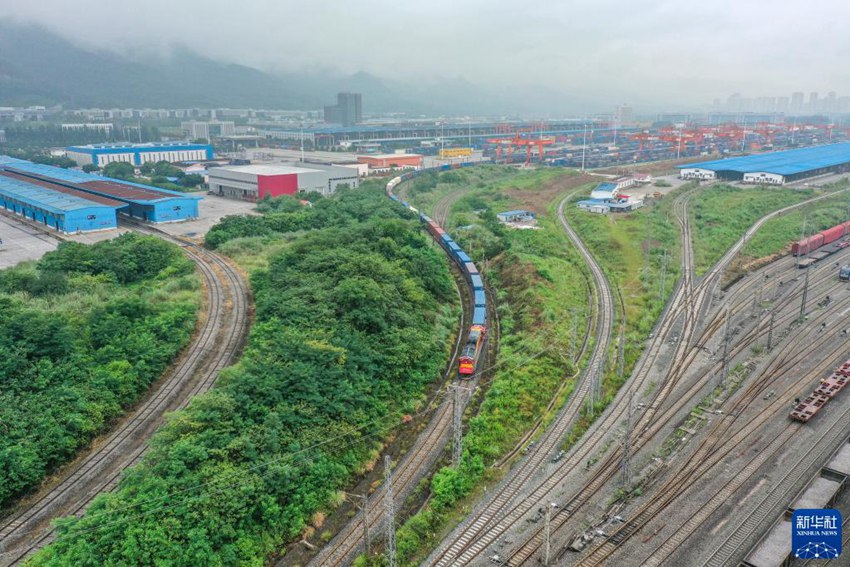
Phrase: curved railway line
[
  {"left": 426, "top": 192, "right": 617, "bottom": 567},
  {"left": 502, "top": 186, "right": 850, "bottom": 564},
  {"left": 296, "top": 171, "right": 500, "bottom": 567},
  {"left": 0, "top": 222, "right": 250, "bottom": 567},
  {"left": 575, "top": 272, "right": 850, "bottom": 566}
]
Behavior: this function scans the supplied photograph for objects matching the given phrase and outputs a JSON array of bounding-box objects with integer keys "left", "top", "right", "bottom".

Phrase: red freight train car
[{"left": 792, "top": 221, "right": 850, "bottom": 255}]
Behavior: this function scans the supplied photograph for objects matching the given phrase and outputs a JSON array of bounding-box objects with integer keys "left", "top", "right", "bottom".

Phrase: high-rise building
[
  {"left": 614, "top": 104, "right": 634, "bottom": 126},
  {"left": 809, "top": 92, "right": 819, "bottom": 112},
  {"left": 323, "top": 92, "right": 362, "bottom": 126},
  {"left": 790, "top": 92, "right": 804, "bottom": 114}
]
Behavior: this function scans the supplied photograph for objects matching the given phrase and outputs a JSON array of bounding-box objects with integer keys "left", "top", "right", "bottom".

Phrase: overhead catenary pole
[
  {"left": 720, "top": 306, "right": 731, "bottom": 388},
  {"left": 581, "top": 123, "right": 588, "bottom": 172},
  {"left": 384, "top": 455, "right": 396, "bottom": 567},
  {"left": 621, "top": 390, "right": 634, "bottom": 491},
  {"left": 543, "top": 502, "right": 554, "bottom": 566},
  {"left": 767, "top": 309, "right": 776, "bottom": 352},
  {"left": 800, "top": 266, "right": 811, "bottom": 319},
  {"left": 450, "top": 384, "right": 465, "bottom": 467}
]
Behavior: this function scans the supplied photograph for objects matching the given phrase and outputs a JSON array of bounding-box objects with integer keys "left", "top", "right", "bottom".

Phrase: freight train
[
  {"left": 386, "top": 162, "right": 487, "bottom": 378},
  {"left": 790, "top": 358, "right": 850, "bottom": 422},
  {"left": 791, "top": 221, "right": 850, "bottom": 268}
]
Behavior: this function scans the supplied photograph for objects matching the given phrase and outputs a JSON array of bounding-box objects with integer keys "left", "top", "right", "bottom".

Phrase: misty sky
[{"left": 2, "top": 0, "right": 849, "bottom": 109}]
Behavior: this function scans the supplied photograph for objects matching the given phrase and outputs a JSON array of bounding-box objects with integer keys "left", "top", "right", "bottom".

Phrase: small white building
[
  {"left": 743, "top": 172, "right": 785, "bottom": 185},
  {"left": 679, "top": 168, "right": 717, "bottom": 180}
]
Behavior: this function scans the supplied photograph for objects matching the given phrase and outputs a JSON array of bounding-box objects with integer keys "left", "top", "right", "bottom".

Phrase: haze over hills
[{"left": 0, "top": 21, "right": 595, "bottom": 115}]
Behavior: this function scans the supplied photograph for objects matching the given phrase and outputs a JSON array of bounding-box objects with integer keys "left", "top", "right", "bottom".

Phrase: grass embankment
[
  {"left": 741, "top": 188, "right": 850, "bottom": 262},
  {"left": 0, "top": 234, "right": 200, "bottom": 510},
  {"left": 689, "top": 184, "right": 828, "bottom": 275},
  {"left": 384, "top": 167, "right": 595, "bottom": 565},
  {"left": 562, "top": 190, "right": 680, "bottom": 412},
  {"left": 30, "top": 187, "right": 458, "bottom": 566}
]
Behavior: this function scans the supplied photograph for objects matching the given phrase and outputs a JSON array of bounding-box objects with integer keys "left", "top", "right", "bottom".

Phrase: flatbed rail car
[
  {"left": 386, "top": 162, "right": 488, "bottom": 378},
  {"left": 790, "top": 359, "right": 850, "bottom": 422}
]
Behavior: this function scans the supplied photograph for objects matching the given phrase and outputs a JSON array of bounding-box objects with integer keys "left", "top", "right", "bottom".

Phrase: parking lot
[
  {"left": 152, "top": 194, "right": 259, "bottom": 240},
  {"left": 0, "top": 215, "right": 59, "bottom": 268}
]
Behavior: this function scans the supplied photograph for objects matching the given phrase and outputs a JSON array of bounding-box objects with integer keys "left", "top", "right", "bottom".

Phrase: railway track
[
  {"left": 426, "top": 192, "right": 616, "bottom": 566},
  {"left": 298, "top": 264, "right": 479, "bottom": 567},
  {"left": 0, "top": 222, "right": 250, "bottom": 566},
  {"left": 575, "top": 279, "right": 850, "bottom": 566},
  {"left": 297, "top": 175, "right": 500, "bottom": 567},
  {"left": 504, "top": 187, "right": 850, "bottom": 564}
]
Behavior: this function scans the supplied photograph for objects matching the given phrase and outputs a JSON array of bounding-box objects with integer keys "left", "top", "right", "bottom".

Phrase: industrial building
[
  {"left": 357, "top": 154, "right": 423, "bottom": 170},
  {"left": 678, "top": 143, "right": 850, "bottom": 184},
  {"left": 0, "top": 172, "right": 124, "bottom": 233},
  {"left": 66, "top": 142, "right": 214, "bottom": 168},
  {"left": 324, "top": 92, "right": 362, "bottom": 126},
  {"left": 260, "top": 119, "right": 611, "bottom": 149},
  {"left": 0, "top": 156, "right": 201, "bottom": 224},
  {"left": 180, "top": 121, "right": 236, "bottom": 140},
  {"left": 208, "top": 163, "right": 359, "bottom": 201}
]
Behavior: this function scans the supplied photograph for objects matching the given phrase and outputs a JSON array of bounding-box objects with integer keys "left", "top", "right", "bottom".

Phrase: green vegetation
[
  {"left": 742, "top": 188, "right": 850, "bottom": 260},
  {"left": 390, "top": 168, "right": 593, "bottom": 564},
  {"left": 689, "top": 184, "right": 823, "bottom": 274},
  {"left": 562, "top": 191, "right": 680, "bottom": 429},
  {"left": 1, "top": 148, "right": 77, "bottom": 168},
  {"left": 31, "top": 187, "right": 457, "bottom": 566},
  {"left": 102, "top": 160, "right": 204, "bottom": 192},
  {"left": 0, "top": 234, "right": 200, "bottom": 509}
]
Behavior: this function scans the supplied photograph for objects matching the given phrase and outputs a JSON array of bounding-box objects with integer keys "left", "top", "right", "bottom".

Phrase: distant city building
[
  {"left": 208, "top": 163, "right": 359, "bottom": 201},
  {"left": 66, "top": 142, "right": 214, "bottom": 168},
  {"left": 61, "top": 123, "right": 114, "bottom": 134},
  {"left": 323, "top": 92, "right": 362, "bottom": 126},
  {"left": 791, "top": 92, "right": 805, "bottom": 113},
  {"left": 615, "top": 104, "right": 634, "bottom": 125},
  {"left": 180, "top": 120, "right": 236, "bottom": 140}
]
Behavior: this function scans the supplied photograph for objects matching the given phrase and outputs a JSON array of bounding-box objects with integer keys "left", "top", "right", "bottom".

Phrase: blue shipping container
[
  {"left": 457, "top": 251, "right": 471, "bottom": 263},
  {"left": 472, "top": 307, "right": 487, "bottom": 326},
  {"left": 471, "top": 274, "right": 484, "bottom": 290},
  {"left": 474, "top": 289, "right": 486, "bottom": 307}
]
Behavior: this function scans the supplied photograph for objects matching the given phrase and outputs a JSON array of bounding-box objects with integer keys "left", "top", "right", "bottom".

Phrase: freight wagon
[
  {"left": 386, "top": 162, "right": 488, "bottom": 378},
  {"left": 790, "top": 359, "right": 850, "bottom": 422}
]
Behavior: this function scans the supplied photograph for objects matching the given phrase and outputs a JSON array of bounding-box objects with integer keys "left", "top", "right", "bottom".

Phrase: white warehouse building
[{"left": 208, "top": 163, "right": 359, "bottom": 201}]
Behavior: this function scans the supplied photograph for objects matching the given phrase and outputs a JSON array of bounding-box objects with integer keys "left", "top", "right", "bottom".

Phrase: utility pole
[
  {"left": 659, "top": 249, "right": 669, "bottom": 301},
  {"left": 569, "top": 308, "right": 579, "bottom": 360},
  {"left": 450, "top": 384, "right": 466, "bottom": 467},
  {"left": 384, "top": 456, "right": 396, "bottom": 567},
  {"left": 720, "top": 306, "right": 731, "bottom": 388},
  {"left": 347, "top": 493, "right": 371, "bottom": 559},
  {"left": 544, "top": 502, "right": 555, "bottom": 566},
  {"left": 581, "top": 123, "right": 588, "bottom": 172},
  {"left": 621, "top": 390, "right": 634, "bottom": 491},
  {"left": 800, "top": 266, "right": 811, "bottom": 320},
  {"left": 617, "top": 323, "right": 626, "bottom": 379},
  {"left": 767, "top": 310, "right": 776, "bottom": 352}
]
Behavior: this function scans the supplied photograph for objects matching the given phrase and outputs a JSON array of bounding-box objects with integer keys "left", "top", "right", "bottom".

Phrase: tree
[
  {"left": 102, "top": 161, "right": 135, "bottom": 180},
  {"left": 180, "top": 174, "right": 204, "bottom": 188},
  {"left": 81, "top": 164, "right": 100, "bottom": 173}
]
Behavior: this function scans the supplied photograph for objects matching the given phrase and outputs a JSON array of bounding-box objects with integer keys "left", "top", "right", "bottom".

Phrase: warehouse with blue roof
[
  {"left": 0, "top": 169, "right": 125, "bottom": 233},
  {"left": 65, "top": 142, "right": 214, "bottom": 168},
  {"left": 0, "top": 156, "right": 202, "bottom": 229},
  {"left": 678, "top": 143, "right": 850, "bottom": 185}
]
